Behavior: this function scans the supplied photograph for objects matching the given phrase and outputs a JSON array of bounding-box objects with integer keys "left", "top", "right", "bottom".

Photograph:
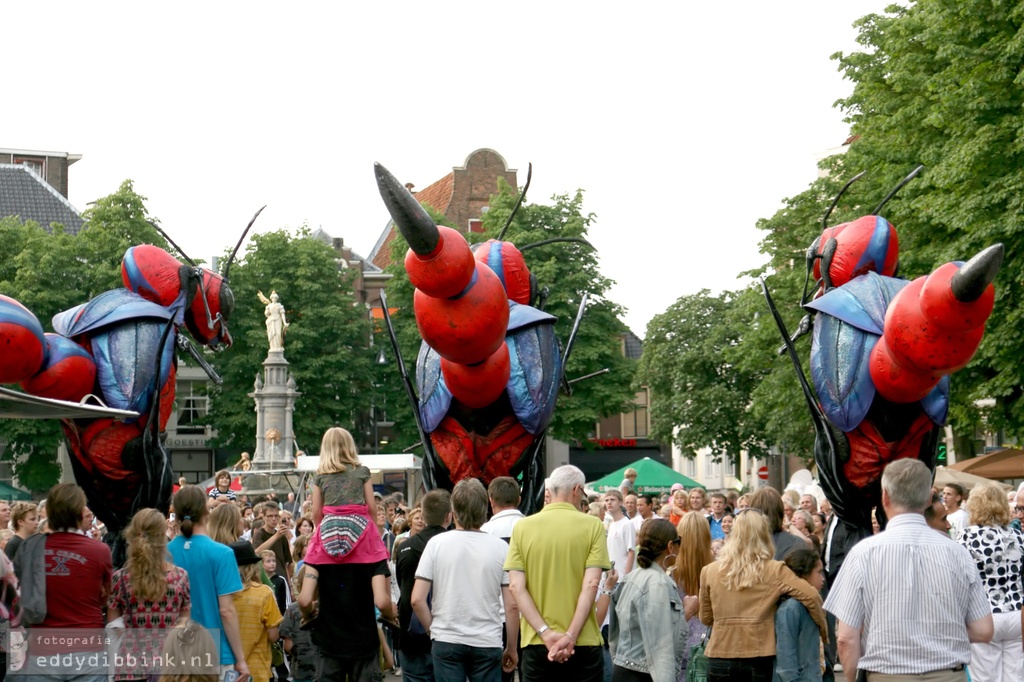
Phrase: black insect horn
[
  {"left": 375, "top": 162, "right": 439, "bottom": 256},
  {"left": 497, "top": 162, "right": 532, "bottom": 241},
  {"left": 821, "top": 171, "right": 866, "bottom": 232},
  {"left": 951, "top": 244, "right": 1004, "bottom": 303},
  {"left": 872, "top": 164, "right": 925, "bottom": 215},
  {"left": 147, "top": 221, "right": 197, "bottom": 267},
  {"left": 222, "top": 206, "right": 266, "bottom": 280}
]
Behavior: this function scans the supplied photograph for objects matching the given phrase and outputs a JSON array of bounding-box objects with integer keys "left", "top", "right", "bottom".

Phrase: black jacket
[{"left": 395, "top": 525, "right": 446, "bottom": 653}]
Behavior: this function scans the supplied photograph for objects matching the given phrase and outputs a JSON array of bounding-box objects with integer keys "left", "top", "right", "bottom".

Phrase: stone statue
[{"left": 257, "top": 290, "right": 289, "bottom": 351}]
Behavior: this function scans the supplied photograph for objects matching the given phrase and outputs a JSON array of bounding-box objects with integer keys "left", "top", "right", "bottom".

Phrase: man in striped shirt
[{"left": 824, "top": 459, "right": 993, "bottom": 681}]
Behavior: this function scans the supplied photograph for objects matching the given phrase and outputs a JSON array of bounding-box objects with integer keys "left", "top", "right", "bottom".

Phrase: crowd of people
[{"left": 0, "top": 440, "right": 1020, "bottom": 682}]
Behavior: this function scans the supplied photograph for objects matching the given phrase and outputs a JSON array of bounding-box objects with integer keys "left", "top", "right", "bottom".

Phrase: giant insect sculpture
[
  {"left": 762, "top": 167, "right": 1003, "bottom": 569},
  {"left": 0, "top": 210, "right": 261, "bottom": 560},
  {"left": 374, "top": 162, "right": 591, "bottom": 514}
]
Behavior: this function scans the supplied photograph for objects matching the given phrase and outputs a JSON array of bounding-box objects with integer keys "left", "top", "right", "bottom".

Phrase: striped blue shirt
[{"left": 824, "top": 513, "right": 991, "bottom": 674}]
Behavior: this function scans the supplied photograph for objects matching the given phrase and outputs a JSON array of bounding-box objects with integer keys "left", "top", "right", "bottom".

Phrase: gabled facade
[{"left": 369, "top": 148, "right": 518, "bottom": 269}]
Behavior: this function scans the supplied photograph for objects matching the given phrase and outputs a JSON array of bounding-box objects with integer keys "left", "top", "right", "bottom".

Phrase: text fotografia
[{"left": 8, "top": 627, "right": 222, "bottom": 675}]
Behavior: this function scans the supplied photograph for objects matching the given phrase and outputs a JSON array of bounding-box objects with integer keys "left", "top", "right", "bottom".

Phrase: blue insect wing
[
  {"left": 416, "top": 342, "right": 452, "bottom": 434},
  {"left": 507, "top": 319, "right": 561, "bottom": 435},
  {"left": 806, "top": 272, "right": 908, "bottom": 335},
  {"left": 811, "top": 313, "right": 876, "bottom": 432},
  {"left": 91, "top": 319, "right": 176, "bottom": 416},
  {"left": 53, "top": 289, "right": 173, "bottom": 338},
  {"left": 921, "top": 375, "right": 950, "bottom": 426}
]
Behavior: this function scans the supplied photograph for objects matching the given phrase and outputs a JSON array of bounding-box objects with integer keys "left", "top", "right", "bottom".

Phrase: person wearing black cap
[{"left": 231, "top": 541, "right": 283, "bottom": 682}]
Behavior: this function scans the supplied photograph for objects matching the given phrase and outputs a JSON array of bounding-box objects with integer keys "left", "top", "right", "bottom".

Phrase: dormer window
[{"left": 13, "top": 156, "right": 44, "bottom": 178}]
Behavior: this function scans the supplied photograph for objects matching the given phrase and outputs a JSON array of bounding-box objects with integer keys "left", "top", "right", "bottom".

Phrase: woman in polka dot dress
[
  {"left": 958, "top": 481, "right": 1024, "bottom": 682},
  {"left": 108, "top": 509, "right": 191, "bottom": 682}
]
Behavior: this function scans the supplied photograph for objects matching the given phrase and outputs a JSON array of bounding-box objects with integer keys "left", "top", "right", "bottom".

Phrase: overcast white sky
[{"left": 5, "top": 1, "right": 892, "bottom": 336}]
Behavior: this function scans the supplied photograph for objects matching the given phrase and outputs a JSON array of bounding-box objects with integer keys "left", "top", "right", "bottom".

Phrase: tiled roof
[
  {"left": 0, "top": 164, "right": 85, "bottom": 235},
  {"left": 370, "top": 172, "right": 456, "bottom": 269},
  {"left": 623, "top": 329, "right": 643, "bottom": 359},
  {"left": 310, "top": 227, "right": 383, "bottom": 273}
]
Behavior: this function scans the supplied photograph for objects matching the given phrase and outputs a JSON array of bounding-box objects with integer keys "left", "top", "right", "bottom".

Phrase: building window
[
  {"left": 14, "top": 156, "right": 45, "bottom": 178},
  {"left": 622, "top": 389, "right": 649, "bottom": 438},
  {"left": 685, "top": 458, "right": 697, "bottom": 477},
  {"left": 177, "top": 382, "right": 209, "bottom": 435},
  {"left": 0, "top": 461, "right": 13, "bottom": 485},
  {"left": 707, "top": 454, "right": 720, "bottom": 479},
  {"left": 725, "top": 457, "right": 736, "bottom": 478}
]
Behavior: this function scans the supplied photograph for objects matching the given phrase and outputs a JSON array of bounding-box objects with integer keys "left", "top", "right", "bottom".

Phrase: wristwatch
[{"left": 537, "top": 624, "right": 550, "bottom": 635}]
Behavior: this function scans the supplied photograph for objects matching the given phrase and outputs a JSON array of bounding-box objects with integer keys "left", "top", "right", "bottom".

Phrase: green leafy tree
[
  {"left": 637, "top": 289, "right": 768, "bottom": 466},
  {"left": 205, "top": 229, "right": 375, "bottom": 456},
  {"left": 0, "top": 181, "right": 167, "bottom": 490}
]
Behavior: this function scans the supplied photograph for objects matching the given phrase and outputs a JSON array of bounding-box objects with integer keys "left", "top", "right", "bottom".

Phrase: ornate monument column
[{"left": 249, "top": 291, "right": 300, "bottom": 469}]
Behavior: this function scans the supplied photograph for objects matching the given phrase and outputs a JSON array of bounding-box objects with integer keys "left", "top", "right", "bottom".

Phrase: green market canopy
[{"left": 589, "top": 457, "right": 703, "bottom": 494}]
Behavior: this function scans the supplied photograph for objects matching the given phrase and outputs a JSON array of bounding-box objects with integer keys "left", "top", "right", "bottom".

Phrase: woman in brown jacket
[{"left": 698, "top": 509, "right": 827, "bottom": 682}]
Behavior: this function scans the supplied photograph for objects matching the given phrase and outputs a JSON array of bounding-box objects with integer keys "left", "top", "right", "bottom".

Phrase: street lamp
[{"left": 372, "top": 346, "right": 388, "bottom": 454}]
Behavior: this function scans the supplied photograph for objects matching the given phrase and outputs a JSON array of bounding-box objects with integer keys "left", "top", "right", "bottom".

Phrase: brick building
[{"left": 369, "top": 148, "right": 518, "bottom": 268}]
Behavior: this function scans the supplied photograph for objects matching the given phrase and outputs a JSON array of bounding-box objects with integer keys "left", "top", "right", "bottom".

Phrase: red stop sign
[{"left": 757, "top": 466, "right": 769, "bottom": 480}]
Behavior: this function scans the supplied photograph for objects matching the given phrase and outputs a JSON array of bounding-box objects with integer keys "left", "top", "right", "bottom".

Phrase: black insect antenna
[
  {"left": 519, "top": 237, "right": 594, "bottom": 253},
  {"left": 496, "top": 162, "right": 533, "bottom": 241},
  {"left": 872, "top": 164, "right": 924, "bottom": 216},
  {"left": 799, "top": 170, "right": 866, "bottom": 306},
  {"left": 146, "top": 221, "right": 196, "bottom": 267},
  {"left": 821, "top": 171, "right": 867, "bottom": 232},
  {"left": 222, "top": 206, "right": 267, "bottom": 279}
]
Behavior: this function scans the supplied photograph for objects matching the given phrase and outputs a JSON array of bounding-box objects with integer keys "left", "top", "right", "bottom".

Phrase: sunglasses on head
[{"left": 736, "top": 508, "right": 766, "bottom": 518}]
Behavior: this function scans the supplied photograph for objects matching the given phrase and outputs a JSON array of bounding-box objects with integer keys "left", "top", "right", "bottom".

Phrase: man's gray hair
[
  {"left": 881, "top": 459, "right": 933, "bottom": 511},
  {"left": 548, "top": 465, "right": 585, "bottom": 495}
]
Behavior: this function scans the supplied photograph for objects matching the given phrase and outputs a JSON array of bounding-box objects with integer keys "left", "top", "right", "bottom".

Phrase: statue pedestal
[{"left": 249, "top": 349, "right": 301, "bottom": 470}]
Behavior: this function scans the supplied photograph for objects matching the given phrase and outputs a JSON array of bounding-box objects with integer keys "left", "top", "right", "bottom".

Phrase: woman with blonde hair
[
  {"left": 208, "top": 504, "right": 244, "bottom": 546},
  {"left": 302, "top": 427, "right": 389, "bottom": 568},
  {"left": 688, "top": 487, "right": 708, "bottom": 514},
  {"left": 958, "top": 481, "right": 1024, "bottom": 681},
  {"left": 699, "top": 510, "right": 827, "bottom": 681},
  {"left": 672, "top": 512, "right": 713, "bottom": 679},
  {"left": 109, "top": 508, "right": 191, "bottom": 682}
]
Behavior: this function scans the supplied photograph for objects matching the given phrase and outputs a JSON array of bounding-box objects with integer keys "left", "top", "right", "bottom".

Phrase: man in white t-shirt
[
  {"left": 604, "top": 490, "right": 635, "bottom": 575},
  {"left": 480, "top": 477, "right": 525, "bottom": 543},
  {"left": 479, "top": 476, "right": 526, "bottom": 682},
  {"left": 412, "top": 479, "right": 518, "bottom": 680},
  {"left": 631, "top": 494, "right": 655, "bottom": 534},
  {"left": 942, "top": 483, "right": 968, "bottom": 539}
]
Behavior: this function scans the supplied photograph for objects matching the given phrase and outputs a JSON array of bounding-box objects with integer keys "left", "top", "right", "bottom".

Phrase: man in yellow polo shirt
[{"left": 504, "top": 465, "right": 610, "bottom": 681}]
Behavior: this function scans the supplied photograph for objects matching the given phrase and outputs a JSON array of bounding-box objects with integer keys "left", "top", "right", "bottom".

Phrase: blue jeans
[
  {"left": 431, "top": 640, "right": 502, "bottom": 682},
  {"left": 399, "top": 648, "right": 434, "bottom": 682}
]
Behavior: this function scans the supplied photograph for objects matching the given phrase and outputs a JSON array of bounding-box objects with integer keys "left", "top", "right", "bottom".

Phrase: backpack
[{"left": 13, "top": 534, "right": 47, "bottom": 626}]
